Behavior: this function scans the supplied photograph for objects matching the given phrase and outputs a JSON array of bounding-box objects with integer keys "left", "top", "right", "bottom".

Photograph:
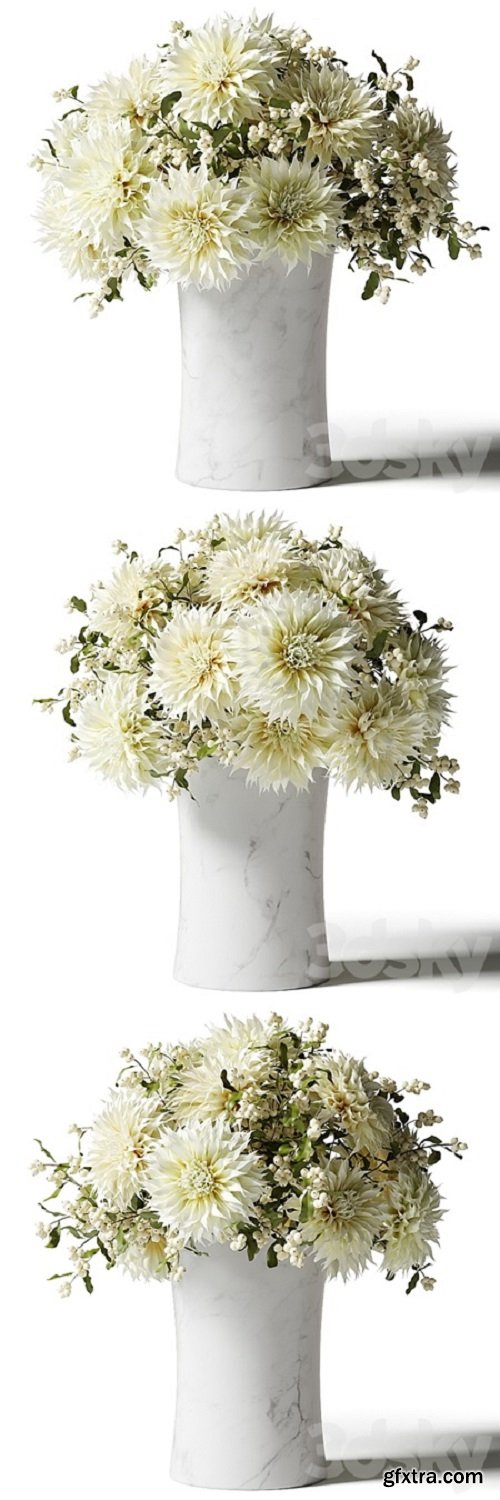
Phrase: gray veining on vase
[
  {"left": 176, "top": 254, "right": 334, "bottom": 491},
  {"left": 170, "top": 1244, "right": 327, "bottom": 1489},
  {"left": 174, "top": 757, "right": 330, "bottom": 991}
]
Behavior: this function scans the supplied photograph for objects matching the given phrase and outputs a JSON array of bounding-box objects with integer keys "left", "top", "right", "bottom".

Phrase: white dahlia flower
[
  {"left": 325, "top": 683, "right": 425, "bottom": 790},
  {"left": 240, "top": 156, "right": 341, "bottom": 269},
  {"left": 60, "top": 119, "right": 153, "bottom": 249},
  {"left": 388, "top": 628, "right": 451, "bottom": 729},
  {"left": 141, "top": 166, "right": 251, "bottom": 289},
  {"left": 315, "top": 547, "right": 403, "bottom": 644},
  {"left": 163, "top": 18, "right": 275, "bottom": 126},
  {"left": 88, "top": 558, "right": 162, "bottom": 638},
  {"left": 229, "top": 591, "right": 357, "bottom": 723},
  {"left": 150, "top": 606, "right": 235, "bottom": 726},
  {"left": 146, "top": 1118, "right": 265, "bottom": 1241},
  {"left": 299, "top": 65, "right": 382, "bottom": 165},
  {"left": 204, "top": 535, "right": 291, "bottom": 607},
  {"left": 388, "top": 104, "right": 455, "bottom": 196},
  {"left": 75, "top": 677, "right": 169, "bottom": 791},
  {"left": 215, "top": 511, "right": 294, "bottom": 546},
  {"left": 86, "top": 1093, "right": 160, "bottom": 1210},
  {"left": 174, "top": 1017, "right": 270, "bottom": 1123},
  {"left": 306, "top": 1160, "right": 386, "bottom": 1278},
  {"left": 118, "top": 1224, "right": 179, "bottom": 1281},
  {"left": 88, "top": 56, "right": 169, "bottom": 126},
  {"left": 230, "top": 709, "right": 331, "bottom": 791},
  {"left": 383, "top": 1169, "right": 443, "bottom": 1273},
  {"left": 313, "top": 1054, "right": 394, "bottom": 1157},
  {"left": 173, "top": 1058, "right": 236, "bottom": 1124},
  {"left": 38, "top": 181, "right": 111, "bottom": 282}
]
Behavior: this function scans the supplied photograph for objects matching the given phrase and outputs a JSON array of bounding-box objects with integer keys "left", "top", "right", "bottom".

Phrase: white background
[{"left": 2, "top": 0, "right": 500, "bottom": 1495}]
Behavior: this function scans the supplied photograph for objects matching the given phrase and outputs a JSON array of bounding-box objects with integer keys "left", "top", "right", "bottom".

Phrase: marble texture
[
  {"left": 176, "top": 254, "right": 334, "bottom": 490},
  {"left": 174, "top": 757, "right": 330, "bottom": 991},
  {"left": 170, "top": 1243, "right": 327, "bottom": 1490}
]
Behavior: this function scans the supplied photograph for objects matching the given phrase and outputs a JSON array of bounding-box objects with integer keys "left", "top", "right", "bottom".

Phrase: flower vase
[
  {"left": 176, "top": 254, "right": 334, "bottom": 491},
  {"left": 174, "top": 757, "right": 330, "bottom": 991},
  {"left": 170, "top": 1244, "right": 327, "bottom": 1490}
]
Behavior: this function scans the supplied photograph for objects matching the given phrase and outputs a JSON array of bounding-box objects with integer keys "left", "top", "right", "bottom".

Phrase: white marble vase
[
  {"left": 176, "top": 254, "right": 334, "bottom": 490},
  {"left": 174, "top": 757, "right": 330, "bottom": 991},
  {"left": 171, "top": 1244, "right": 327, "bottom": 1489}
]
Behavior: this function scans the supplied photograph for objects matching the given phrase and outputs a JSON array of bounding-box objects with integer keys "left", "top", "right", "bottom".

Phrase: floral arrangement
[
  {"left": 33, "top": 1014, "right": 466, "bottom": 1296},
  {"left": 37, "top": 512, "right": 458, "bottom": 813},
  {"left": 32, "top": 14, "right": 485, "bottom": 312}
]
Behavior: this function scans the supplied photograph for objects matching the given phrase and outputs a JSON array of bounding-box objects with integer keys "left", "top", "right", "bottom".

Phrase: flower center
[
  {"left": 283, "top": 632, "right": 317, "bottom": 670},
  {"left": 181, "top": 1160, "right": 217, "bottom": 1198}
]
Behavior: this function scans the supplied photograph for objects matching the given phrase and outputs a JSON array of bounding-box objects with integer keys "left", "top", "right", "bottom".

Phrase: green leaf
[
  {"left": 300, "top": 1192, "right": 314, "bottom": 1222},
  {"left": 448, "top": 232, "right": 460, "bottom": 261},
  {"left": 41, "top": 136, "right": 57, "bottom": 159},
  {"left": 279, "top": 1042, "right": 288, "bottom": 1069},
  {"left": 413, "top": 609, "right": 428, "bottom": 626},
  {"left": 269, "top": 95, "right": 290, "bottom": 108},
  {"left": 83, "top": 1272, "right": 94, "bottom": 1294},
  {"left": 213, "top": 124, "right": 233, "bottom": 147},
  {"left": 298, "top": 115, "right": 310, "bottom": 143},
  {"left": 369, "top": 629, "right": 388, "bottom": 659},
  {"left": 62, "top": 701, "right": 76, "bottom": 728},
  {"left": 429, "top": 771, "right": 441, "bottom": 801},
  {"left": 406, "top": 1270, "right": 420, "bottom": 1295},
  {"left": 47, "top": 1226, "right": 61, "bottom": 1249},
  {"left": 361, "top": 271, "right": 380, "bottom": 300},
  {"left": 391, "top": 785, "right": 401, "bottom": 801},
  {"left": 267, "top": 1244, "right": 279, "bottom": 1268},
  {"left": 371, "top": 49, "right": 388, "bottom": 74},
  {"left": 69, "top": 654, "right": 79, "bottom": 675},
  {"left": 428, "top": 1149, "right": 441, "bottom": 1165},
  {"left": 174, "top": 769, "right": 189, "bottom": 791},
  {"left": 34, "top": 1138, "right": 56, "bottom": 1162},
  {"left": 69, "top": 596, "right": 87, "bottom": 613},
  {"left": 160, "top": 91, "right": 182, "bottom": 119}
]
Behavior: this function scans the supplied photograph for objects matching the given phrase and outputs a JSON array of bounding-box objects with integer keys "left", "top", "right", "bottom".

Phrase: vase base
[
  {"left": 173, "top": 966, "right": 332, "bottom": 993},
  {"left": 175, "top": 461, "right": 334, "bottom": 493}
]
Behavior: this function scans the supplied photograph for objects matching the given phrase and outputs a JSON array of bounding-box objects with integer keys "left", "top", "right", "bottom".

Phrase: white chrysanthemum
[
  {"left": 388, "top": 628, "right": 451, "bottom": 729},
  {"left": 174, "top": 1016, "right": 270, "bottom": 1123},
  {"left": 37, "top": 180, "right": 110, "bottom": 282},
  {"left": 118, "top": 1225, "right": 178, "bottom": 1281},
  {"left": 241, "top": 156, "right": 341, "bottom": 269},
  {"left": 206, "top": 1014, "right": 271, "bottom": 1069},
  {"left": 315, "top": 547, "right": 403, "bottom": 645},
  {"left": 388, "top": 104, "right": 455, "bottom": 196},
  {"left": 299, "top": 65, "right": 382, "bottom": 166},
  {"left": 141, "top": 167, "right": 251, "bottom": 289},
  {"left": 306, "top": 1160, "right": 386, "bottom": 1279},
  {"left": 61, "top": 119, "right": 153, "bottom": 249},
  {"left": 383, "top": 1169, "right": 443, "bottom": 1273},
  {"left": 150, "top": 606, "right": 235, "bottom": 727},
  {"left": 313, "top": 1054, "right": 394, "bottom": 1157},
  {"left": 146, "top": 1118, "right": 265, "bottom": 1241},
  {"left": 88, "top": 558, "right": 160, "bottom": 638},
  {"left": 75, "top": 677, "right": 169, "bottom": 791},
  {"left": 229, "top": 591, "right": 357, "bottom": 723},
  {"left": 215, "top": 511, "right": 294, "bottom": 546},
  {"left": 324, "top": 683, "right": 425, "bottom": 790},
  {"left": 204, "top": 535, "right": 292, "bottom": 607},
  {"left": 229, "top": 709, "right": 331, "bottom": 791},
  {"left": 86, "top": 1093, "right": 160, "bottom": 1210},
  {"left": 163, "top": 18, "right": 275, "bottom": 125},
  {"left": 88, "top": 55, "right": 169, "bottom": 125},
  {"left": 173, "top": 1058, "right": 235, "bottom": 1124}
]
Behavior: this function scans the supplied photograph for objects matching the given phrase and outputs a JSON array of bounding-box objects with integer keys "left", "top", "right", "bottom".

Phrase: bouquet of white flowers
[
  {"left": 33, "top": 1014, "right": 465, "bottom": 1296},
  {"left": 38, "top": 512, "right": 458, "bottom": 812},
  {"left": 32, "top": 14, "right": 485, "bottom": 313}
]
